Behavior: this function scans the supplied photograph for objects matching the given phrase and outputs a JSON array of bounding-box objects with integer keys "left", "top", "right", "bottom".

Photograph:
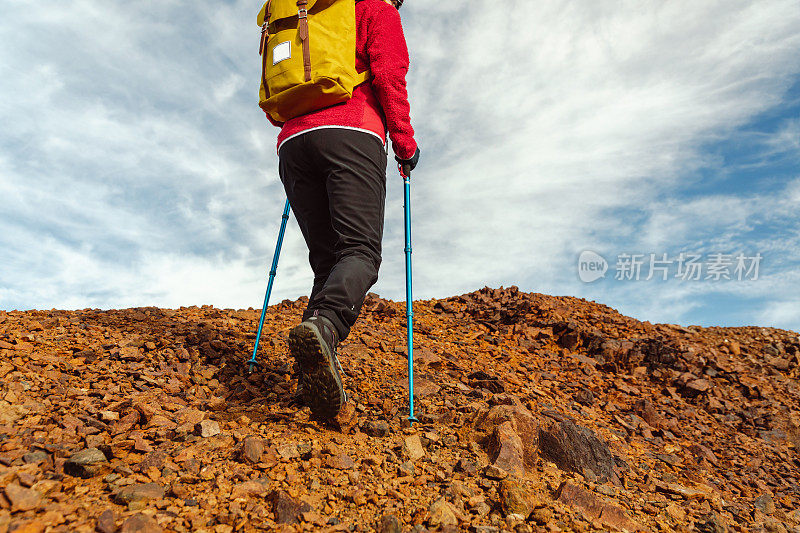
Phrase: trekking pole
[
  {"left": 247, "top": 198, "right": 292, "bottom": 374},
  {"left": 400, "top": 164, "right": 418, "bottom": 426}
]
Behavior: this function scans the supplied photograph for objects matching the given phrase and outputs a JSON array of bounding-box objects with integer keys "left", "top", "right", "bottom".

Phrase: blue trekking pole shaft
[
  {"left": 248, "top": 198, "right": 292, "bottom": 373},
  {"left": 402, "top": 167, "right": 418, "bottom": 425}
]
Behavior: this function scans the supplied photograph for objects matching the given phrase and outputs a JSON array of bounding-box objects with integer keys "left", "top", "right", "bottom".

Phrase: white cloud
[
  {"left": 757, "top": 300, "right": 800, "bottom": 332},
  {"left": 768, "top": 117, "right": 800, "bottom": 154}
]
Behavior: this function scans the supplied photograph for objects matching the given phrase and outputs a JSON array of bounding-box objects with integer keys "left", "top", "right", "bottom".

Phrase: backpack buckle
[
  {"left": 260, "top": 22, "right": 268, "bottom": 55},
  {"left": 298, "top": 8, "right": 308, "bottom": 18}
]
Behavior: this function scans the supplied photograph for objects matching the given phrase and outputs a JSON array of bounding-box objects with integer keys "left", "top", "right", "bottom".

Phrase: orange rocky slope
[{"left": 0, "top": 285, "right": 799, "bottom": 532}]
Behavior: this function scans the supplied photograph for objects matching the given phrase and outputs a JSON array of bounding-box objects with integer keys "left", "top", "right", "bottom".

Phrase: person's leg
[
  {"left": 304, "top": 128, "right": 388, "bottom": 341},
  {"left": 278, "top": 134, "right": 338, "bottom": 318}
]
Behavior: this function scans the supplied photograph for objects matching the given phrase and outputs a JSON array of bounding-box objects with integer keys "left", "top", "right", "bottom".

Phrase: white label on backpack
[{"left": 273, "top": 41, "right": 291, "bottom": 65}]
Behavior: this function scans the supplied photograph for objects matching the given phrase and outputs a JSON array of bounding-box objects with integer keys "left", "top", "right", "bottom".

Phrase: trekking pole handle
[{"left": 398, "top": 163, "right": 411, "bottom": 179}]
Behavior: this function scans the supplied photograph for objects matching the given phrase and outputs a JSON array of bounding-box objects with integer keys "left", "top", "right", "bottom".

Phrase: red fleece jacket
[{"left": 267, "top": 0, "right": 417, "bottom": 160}]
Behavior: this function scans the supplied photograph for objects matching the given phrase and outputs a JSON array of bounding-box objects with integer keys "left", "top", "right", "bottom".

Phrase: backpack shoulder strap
[{"left": 355, "top": 70, "right": 371, "bottom": 85}]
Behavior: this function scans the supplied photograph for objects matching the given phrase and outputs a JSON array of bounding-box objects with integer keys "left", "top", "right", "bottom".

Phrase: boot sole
[{"left": 288, "top": 322, "right": 345, "bottom": 420}]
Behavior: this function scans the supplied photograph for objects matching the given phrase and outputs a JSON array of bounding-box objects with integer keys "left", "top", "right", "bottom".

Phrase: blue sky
[{"left": 1, "top": 1, "right": 799, "bottom": 332}]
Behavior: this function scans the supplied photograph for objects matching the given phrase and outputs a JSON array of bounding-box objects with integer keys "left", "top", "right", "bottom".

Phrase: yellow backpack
[{"left": 258, "top": 0, "right": 370, "bottom": 123}]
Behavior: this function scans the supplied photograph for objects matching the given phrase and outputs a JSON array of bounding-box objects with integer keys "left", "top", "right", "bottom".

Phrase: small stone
[
  {"left": 169, "top": 483, "right": 191, "bottom": 500},
  {"left": 455, "top": 458, "right": 478, "bottom": 475},
  {"left": 269, "top": 490, "right": 311, "bottom": 524},
  {"left": 665, "top": 502, "right": 686, "bottom": 522},
  {"left": 64, "top": 448, "right": 108, "bottom": 478},
  {"left": 762, "top": 517, "right": 787, "bottom": 533},
  {"left": 402, "top": 434, "right": 425, "bottom": 461},
  {"left": 325, "top": 453, "right": 356, "bottom": 470},
  {"left": 379, "top": 514, "right": 402, "bottom": 533},
  {"left": 364, "top": 420, "right": 391, "bottom": 437},
  {"left": 530, "top": 507, "right": 553, "bottom": 525},
  {"left": 684, "top": 378, "right": 712, "bottom": 395},
  {"left": 334, "top": 401, "right": 358, "bottom": 432},
  {"left": 483, "top": 464, "right": 508, "bottom": 480},
  {"left": 119, "top": 513, "right": 162, "bottom": 533},
  {"left": 694, "top": 511, "right": 728, "bottom": 533},
  {"left": 397, "top": 461, "right": 415, "bottom": 477},
  {"left": 16, "top": 473, "right": 35, "bottom": 488},
  {"left": 499, "top": 479, "right": 535, "bottom": 517},
  {"left": 113, "top": 483, "right": 165, "bottom": 505},
  {"left": 196, "top": 420, "right": 220, "bottom": 438},
  {"left": 573, "top": 389, "right": 594, "bottom": 406},
  {"left": 427, "top": 498, "right": 458, "bottom": 527},
  {"left": 96, "top": 509, "right": 117, "bottom": 533},
  {"left": 655, "top": 481, "right": 707, "bottom": 500},
  {"left": 687, "top": 443, "right": 718, "bottom": 465},
  {"left": 175, "top": 408, "right": 205, "bottom": 427},
  {"left": 22, "top": 450, "right": 49, "bottom": 465},
  {"left": 413, "top": 378, "right": 442, "bottom": 398},
  {"left": 728, "top": 341, "right": 741, "bottom": 355},
  {"left": 753, "top": 494, "right": 775, "bottom": 515},
  {"left": 4, "top": 484, "right": 42, "bottom": 512},
  {"left": 31, "top": 480, "right": 61, "bottom": 496},
  {"left": 240, "top": 437, "right": 264, "bottom": 463},
  {"left": 276, "top": 442, "right": 299, "bottom": 460},
  {"left": 231, "top": 481, "right": 268, "bottom": 499},
  {"left": 633, "top": 399, "right": 662, "bottom": 428},
  {"left": 112, "top": 411, "right": 141, "bottom": 434}
]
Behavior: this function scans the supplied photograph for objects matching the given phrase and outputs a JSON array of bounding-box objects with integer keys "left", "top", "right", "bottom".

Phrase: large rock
[
  {"left": 64, "top": 448, "right": 108, "bottom": 478},
  {"left": 487, "top": 421, "right": 525, "bottom": 477},
  {"left": 473, "top": 402, "right": 538, "bottom": 470},
  {"left": 538, "top": 414, "right": 620, "bottom": 485}
]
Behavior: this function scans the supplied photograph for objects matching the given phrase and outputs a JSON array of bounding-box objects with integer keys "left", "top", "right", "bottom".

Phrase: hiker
[{"left": 260, "top": 0, "right": 420, "bottom": 419}]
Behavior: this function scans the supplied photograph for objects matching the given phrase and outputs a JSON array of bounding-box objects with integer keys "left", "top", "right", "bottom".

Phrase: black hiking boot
[{"left": 288, "top": 315, "right": 346, "bottom": 419}]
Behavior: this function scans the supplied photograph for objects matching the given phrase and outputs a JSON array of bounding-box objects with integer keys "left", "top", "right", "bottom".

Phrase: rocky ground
[{"left": 1, "top": 285, "right": 799, "bottom": 532}]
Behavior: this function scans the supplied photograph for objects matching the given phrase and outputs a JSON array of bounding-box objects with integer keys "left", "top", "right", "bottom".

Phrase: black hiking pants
[{"left": 278, "top": 128, "right": 387, "bottom": 342}]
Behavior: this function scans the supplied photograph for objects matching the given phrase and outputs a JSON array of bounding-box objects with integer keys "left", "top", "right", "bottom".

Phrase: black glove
[{"left": 395, "top": 147, "right": 420, "bottom": 176}]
